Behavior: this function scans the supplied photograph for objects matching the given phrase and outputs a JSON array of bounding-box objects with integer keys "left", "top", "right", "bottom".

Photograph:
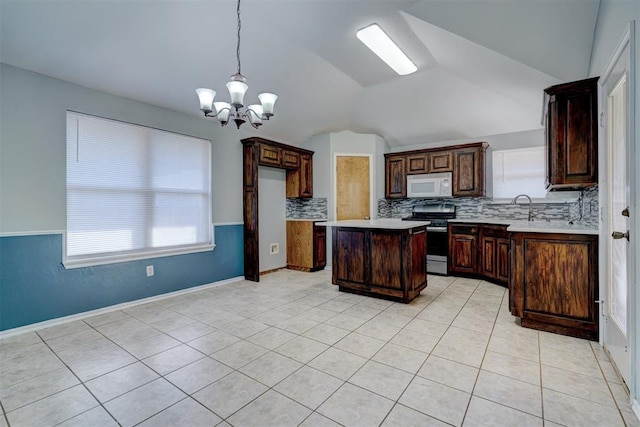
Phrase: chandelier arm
[{"left": 203, "top": 106, "right": 232, "bottom": 119}]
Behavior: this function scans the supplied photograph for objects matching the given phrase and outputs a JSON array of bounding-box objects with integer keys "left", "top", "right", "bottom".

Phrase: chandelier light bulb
[
  {"left": 258, "top": 93, "right": 278, "bottom": 117},
  {"left": 196, "top": 88, "right": 216, "bottom": 113}
]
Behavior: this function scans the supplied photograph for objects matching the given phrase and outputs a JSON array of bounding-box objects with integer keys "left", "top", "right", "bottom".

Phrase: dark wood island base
[{"left": 320, "top": 220, "right": 428, "bottom": 304}]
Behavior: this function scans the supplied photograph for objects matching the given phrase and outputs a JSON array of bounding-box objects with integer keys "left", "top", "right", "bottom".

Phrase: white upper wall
[{"left": 0, "top": 64, "right": 246, "bottom": 233}]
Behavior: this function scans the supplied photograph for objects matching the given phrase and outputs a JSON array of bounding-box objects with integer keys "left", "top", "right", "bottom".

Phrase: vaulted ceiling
[{"left": 0, "top": 0, "right": 600, "bottom": 147}]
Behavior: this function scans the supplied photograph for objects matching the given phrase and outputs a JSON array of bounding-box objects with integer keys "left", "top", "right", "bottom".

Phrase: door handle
[
  {"left": 622, "top": 207, "right": 629, "bottom": 217},
  {"left": 612, "top": 231, "right": 630, "bottom": 241}
]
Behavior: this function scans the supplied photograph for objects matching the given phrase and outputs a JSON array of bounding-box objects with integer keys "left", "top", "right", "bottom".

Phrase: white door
[{"left": 601, "top": 29, "right": 632, "bottom": 386}]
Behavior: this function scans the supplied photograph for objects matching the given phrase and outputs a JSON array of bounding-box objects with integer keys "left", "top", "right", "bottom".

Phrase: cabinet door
[
  {"left": 510, "top": 232, "right": 598, "bottom": 340},
  {"left": 286, "top": 154, "right": 313, "bottom": 198},
  {"left": 496, "top": 238, "right": 510, "bottom": 284},
  {"left": 299, "top": 154, "right": 313, "bottom": 198},
  {"left": 283, "top": 150, "right": 300, "bottom": 169},
  {"left": 258, "top": 144, "right": 282, "bottom": 167},
  {"left": 545, "top": 78, "right": 598, "bottom": 190},
  {"left": 427, "top": 151, "right": 453, "bottom": 172},
  {"left": 313, "top": 226, "right": 326, "bottom": 269},
  {"left": 407, "top": 154, "right": 428, "bottom": 174},
  {"left": 385, "top": 156, "right": 407, "bottom": 198},
  {"left": 453, "top": 148, "right": 485, "bottom": 197},
  {"left": 448, "top": 225, "right": 478, "bottom": 275},
  {"left": 481, "top": 235, "right": 496, "bottom": 279}
]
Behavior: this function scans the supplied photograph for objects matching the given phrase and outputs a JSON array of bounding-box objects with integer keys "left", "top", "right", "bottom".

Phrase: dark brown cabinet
[
  {"left": 258, "top": 144, "right": 282, "bottom": 167},
  {"left": 286, "top": 153, "right": 313, "bottom": 198},
  {"left": 384, "top": 142, "right": 486, "bottom": 199},
  {"left": 330, "top": 224, "right": 427, "bottom": 303},
  {"left": 453, "top": 146, "right": 486, "bottom": 197},
  {"left": 242, "top": 137, "right": 315, "bottom": 281},
  {"left": 427, "top": 151, "right": 453, "bottom": 173},
  {"left": 385, "top": 155, "right": 407, "bottom": 198},
  {"left": 286, "top": 221, "right": 326, "bottom": 272},
  {"left": 448, "top": 224, "right": 479, "bottom": 275},
  {"left": 544, "top": 77, "right": 598, "bottom": 190},
  {"left": 282, "top": 150, "right": 300, "bottom": 169},
  {"left": 448, "top": 222, "right": 508, "bottom": 286},
  {"left": 407, "top": 154, "right": 428, "bottom": 174},
  {"left": 510, "top": 232, "right": 598, "bottom": 340},
  {"left": 479, "top": 225, "right": 509, "bottom": 286}
]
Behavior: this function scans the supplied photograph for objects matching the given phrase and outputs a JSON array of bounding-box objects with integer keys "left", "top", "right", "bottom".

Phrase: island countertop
[{"left": 317, "top": 219, "right": 430, "bottom": 229}]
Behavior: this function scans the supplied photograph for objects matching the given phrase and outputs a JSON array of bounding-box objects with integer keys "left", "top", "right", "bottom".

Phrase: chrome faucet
[{"left": 510, "top": 194, "right": 534, "bottom": 221}]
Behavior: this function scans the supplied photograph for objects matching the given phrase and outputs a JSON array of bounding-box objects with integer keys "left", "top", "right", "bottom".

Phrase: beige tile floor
[{"left": 0, "top": 270, "right": 637, "bottom": 426}]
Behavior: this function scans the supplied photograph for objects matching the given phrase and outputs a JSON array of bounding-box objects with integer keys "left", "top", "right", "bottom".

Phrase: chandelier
[{"left": 196, "top": 0, "right": 277, "bottom": 129}]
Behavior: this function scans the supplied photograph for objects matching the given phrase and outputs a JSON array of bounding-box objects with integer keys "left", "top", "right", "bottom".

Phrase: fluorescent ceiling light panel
[{"left": 356, "top": 24, "right": 417, "bottom": 75}]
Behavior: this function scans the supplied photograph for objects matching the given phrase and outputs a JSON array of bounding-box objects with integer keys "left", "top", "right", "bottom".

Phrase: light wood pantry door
[{"left": 336, "top": 155, "right": 371, "bottom": 220}]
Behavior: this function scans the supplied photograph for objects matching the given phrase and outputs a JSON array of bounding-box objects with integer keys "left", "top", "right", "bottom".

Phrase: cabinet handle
[
  {"left": 622, "top": 207, "right": 629, "bottom": 217},
  {"left": 612, "top": 231, "right": 629, "bottom": 241}
]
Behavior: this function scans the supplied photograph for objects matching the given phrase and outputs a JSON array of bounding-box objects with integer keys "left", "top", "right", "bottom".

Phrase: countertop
[
  {"left": 286, "top": 218, "right": 328, "bottom": 222},
  {"left": 447, "top": 218, "right": 598, "bottom": 235},
  {"left": 317, "top": 219, "right": 429, "bottom": 229}
]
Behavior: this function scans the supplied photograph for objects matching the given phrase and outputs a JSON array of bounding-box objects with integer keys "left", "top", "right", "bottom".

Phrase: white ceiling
[{"left": 0, "top": 0, "right": 600, "bottom": 147}]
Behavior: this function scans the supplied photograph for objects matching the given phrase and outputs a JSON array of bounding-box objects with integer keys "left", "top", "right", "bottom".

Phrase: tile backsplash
[
  {"left": 286, "top": 197, "right": 328, "bottom": 219},
  {"left": 378, "top": 185, "right": 599, "bottom": 229}
]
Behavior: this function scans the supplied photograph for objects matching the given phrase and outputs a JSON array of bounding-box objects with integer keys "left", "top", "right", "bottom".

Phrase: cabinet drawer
[
  {"left": 449, "top": 224, "right": 478, "bottom": 235},
  {"left": 407, "top": 154, "right": 427, "bottom": 174},
  {"left": 427, "top": 151, "right": 453, "bottom": 172},
  {"left": 283, "top": 150, "right": 300, "bottom": 169},
  {"left": 259, "top": 144, "right": 282, "bottom": 167}
]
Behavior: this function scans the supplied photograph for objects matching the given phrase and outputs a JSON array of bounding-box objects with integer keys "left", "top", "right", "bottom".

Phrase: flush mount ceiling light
[
  {"left": 356, "top": 24, "right": 417, "bottom": 76},
  {"left": 196, "top": 0, "right": 277, "bottom": 129}
]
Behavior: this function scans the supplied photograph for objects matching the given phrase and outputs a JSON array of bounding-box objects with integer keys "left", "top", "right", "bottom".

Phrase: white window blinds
[
  {"left": 492, "top": 147, "right": 546, "bottom": 199},
  {"left": 65, "top": 112, "right": 212, "bottom": 267}
]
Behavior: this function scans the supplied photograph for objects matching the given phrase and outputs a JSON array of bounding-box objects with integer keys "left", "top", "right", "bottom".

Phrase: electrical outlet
[
  {"left": 146, "top": 265, "right": 154, "bottom": 277},
  {"left": 269, "top": 243, "right": 279, "bottom": 255}
]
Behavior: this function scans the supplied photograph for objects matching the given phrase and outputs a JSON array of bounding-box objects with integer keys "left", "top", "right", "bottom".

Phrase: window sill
[{"left": 63, "top": 243, "right": 215, "bottom": 269}]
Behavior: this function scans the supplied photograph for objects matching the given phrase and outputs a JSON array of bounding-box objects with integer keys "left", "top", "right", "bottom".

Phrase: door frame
[
  {"left": 598, "top": 20, "right": 638, "bottom": 410},
  {"left": 333, "top": 153, "right": 375, "bottom": 221}
]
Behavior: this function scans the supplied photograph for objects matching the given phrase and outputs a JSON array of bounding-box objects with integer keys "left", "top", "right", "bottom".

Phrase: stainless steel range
[{"left": 403, "top": 202, "right": 456, "bottom": 275}]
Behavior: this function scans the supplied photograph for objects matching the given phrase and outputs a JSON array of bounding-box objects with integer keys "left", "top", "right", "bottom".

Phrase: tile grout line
[
  {"left": 590, "top": 342, "right": 631, "bottom": 427},
  {"left": 33, "top": 329, "right": 122, "bottom": 427}
]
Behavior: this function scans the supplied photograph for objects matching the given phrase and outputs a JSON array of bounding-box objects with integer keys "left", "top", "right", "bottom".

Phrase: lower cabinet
[
  {"left": 480, "top": 225, "right": 509, "bottom": 286},
  {"left": 448, "top": 223, "right": 509, "bottom": 286},
  {"left": 509, "top": 232, "right": 598, "bottom": 340},
  {"left": 331, "top": 225, "right": 427, "bottom": 303},
  {"left": 286, "top": 221, "right": 326, "bottom": 272},
  {"left": 448, "top": 224, "right": 478, "bottom": 275}
]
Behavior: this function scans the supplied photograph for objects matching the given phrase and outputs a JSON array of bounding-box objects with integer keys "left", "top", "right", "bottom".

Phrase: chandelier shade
[{"left": 195, "top": 0, "right": 277, "bottom": 129}]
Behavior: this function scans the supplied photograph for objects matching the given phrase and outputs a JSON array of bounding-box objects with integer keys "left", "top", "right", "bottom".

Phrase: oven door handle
[{"left": 426, "top": 227, "right": 448, "bottom": 232}]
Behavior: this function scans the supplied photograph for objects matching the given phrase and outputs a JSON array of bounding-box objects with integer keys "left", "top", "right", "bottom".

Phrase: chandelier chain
[{"left": 236, "top": 0, "right": 242, "bottom": 75}]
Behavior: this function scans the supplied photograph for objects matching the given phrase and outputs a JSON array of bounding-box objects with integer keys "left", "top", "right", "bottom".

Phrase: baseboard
[{"left": 0, "top": 275, "right": 244, "bottom": 339}]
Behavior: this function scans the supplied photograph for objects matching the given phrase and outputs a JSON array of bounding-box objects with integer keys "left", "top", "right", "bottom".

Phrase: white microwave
[{"left": 407, "top": 172, "right": 453, "bottom": 198}]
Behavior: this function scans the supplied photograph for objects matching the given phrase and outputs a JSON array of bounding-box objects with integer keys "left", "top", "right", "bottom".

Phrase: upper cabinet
[
  {"left": 286, "top": 153, "right": 313, "bottom": 198},
  {"left": 427, "top": 151, "right": 453, "bottom": 173},
  {"left": 453, "top": 144, "right": 487, "bottom": 197},
  {"left": 245, "top": 137, "right": 314, "bottom": 199},
  {"left": 385, "top": 142, "right": 487, "bottom": 198},
  {"left": 544, "top": 77, "right": 599, "bottom": 190},
  {"left": 385, "top": 155, "right": 407, "bottom": 198}
]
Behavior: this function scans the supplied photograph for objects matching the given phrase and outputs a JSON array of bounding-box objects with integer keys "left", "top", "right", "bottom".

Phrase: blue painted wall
[{"left": 0, "top": 225, "right": 243, "bottom": 331}]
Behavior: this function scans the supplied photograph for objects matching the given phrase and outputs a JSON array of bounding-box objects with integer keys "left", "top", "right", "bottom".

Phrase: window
[
  {"left": 65, "top": 112, "right": 212, "bottom": 267},
  {"left": 492, "top": 146, "right": 546, "bottom": 199}
]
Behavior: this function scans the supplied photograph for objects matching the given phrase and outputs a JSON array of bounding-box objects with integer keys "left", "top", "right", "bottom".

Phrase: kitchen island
[{"left": 317, "top": 220, "right": 428, "bottom": 303}]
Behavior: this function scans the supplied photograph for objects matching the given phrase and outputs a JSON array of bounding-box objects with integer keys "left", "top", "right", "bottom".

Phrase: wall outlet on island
[
  {"left": 146, "top": 265, "right": 154, "bottom": 277},
  {"left": 270, "top": 243, "right": 279, "bottom": 255}
]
